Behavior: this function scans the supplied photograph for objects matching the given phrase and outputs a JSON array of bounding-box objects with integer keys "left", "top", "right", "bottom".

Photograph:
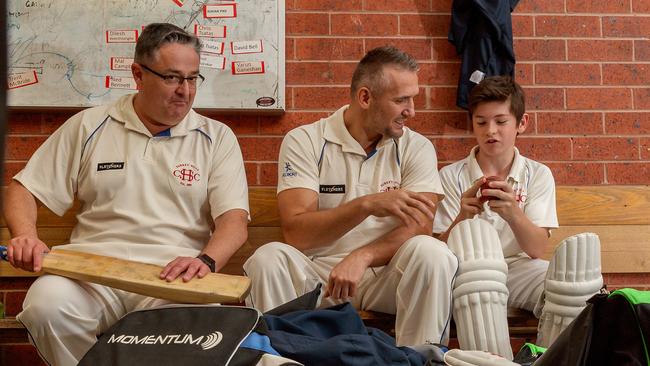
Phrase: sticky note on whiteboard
[
  {"left": 232, "top": 61, "right": 265, "bottom": 75},
  {"left": 200, "top": 53, "right": 227, "bottom": 70},
  {"left": 105, "top": 76, "right": 137, "bottom": 90},
  {"left": 195, "top": 24, "right": 227, "bottom": 38},
  {"left": 231, "top": 40, "right": 263, "bottom": 54},
  {"left": 106, "top": 30, "right": 138, "bottom": 43},
  {"left": 110, "top": 57, "right": 134, "bottom": 71},
  {"left": 203, "top": 3, "right": 237, "bottom": 18},
  {"left": 8, "top": 70, "right": 38, "bottom": 89},
  {"left": 201, "top": 39, "right": 225, "bottom": 54}
]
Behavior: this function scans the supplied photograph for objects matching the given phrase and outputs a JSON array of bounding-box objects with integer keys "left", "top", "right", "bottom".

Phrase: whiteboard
[{"left": 7, "top": 0, "right": 285, "bottom": 112}]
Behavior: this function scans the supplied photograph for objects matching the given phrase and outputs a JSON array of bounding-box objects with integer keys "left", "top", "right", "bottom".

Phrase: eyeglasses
[{"left": 139, "top": 64, "right": 205, "bottom": 88}]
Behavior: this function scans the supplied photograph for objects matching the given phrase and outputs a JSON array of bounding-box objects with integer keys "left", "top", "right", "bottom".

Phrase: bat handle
[{"left": 0, "top": 246, "right": 7, "bottom": 261}]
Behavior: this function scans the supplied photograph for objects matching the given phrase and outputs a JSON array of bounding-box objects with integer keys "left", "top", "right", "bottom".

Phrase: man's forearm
[
  {"left": 4, "top": 181, "right": 39, "bottom": 237},
  {"left": 202, "top": 209, "right": 249, "bottom": 272},
  {"left": 281, "top": 196, "right": 369, "bottom": 251},
  {"left": 353, "top": 221, "right": 430, "bottom": 268}
]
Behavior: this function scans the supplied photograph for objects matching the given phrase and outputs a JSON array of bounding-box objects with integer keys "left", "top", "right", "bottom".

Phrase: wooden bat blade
[{"left": 42, "top": 249, "right": 251, "bottom": 304}]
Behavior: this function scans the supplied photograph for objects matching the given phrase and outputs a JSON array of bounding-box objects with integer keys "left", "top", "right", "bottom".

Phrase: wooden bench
[{"left": 2, "top": 185, "right": 650, "bottom": 346}]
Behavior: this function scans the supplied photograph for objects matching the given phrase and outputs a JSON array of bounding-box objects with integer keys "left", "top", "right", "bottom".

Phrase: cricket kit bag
[{"left": 78, "top": 304, "right": 301, "bottom": 366}]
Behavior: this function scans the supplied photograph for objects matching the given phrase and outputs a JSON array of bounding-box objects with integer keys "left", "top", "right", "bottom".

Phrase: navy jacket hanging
[{"left": 448, "top": 0, "right": 520, "bottom": 109}]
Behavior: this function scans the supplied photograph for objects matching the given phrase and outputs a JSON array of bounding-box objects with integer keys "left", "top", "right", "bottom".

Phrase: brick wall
[{"left": 5, "top": 0, "right": 650, "bottom": 188}]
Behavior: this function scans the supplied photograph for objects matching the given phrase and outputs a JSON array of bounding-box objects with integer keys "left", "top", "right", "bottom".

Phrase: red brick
[
  {"left": 573, "top": 137, "right": 639, "bottom": 160},
  {"left": 537, "top": 112, "right": 603, "bottom": 135},
  {"left": 546, "top": 162, "right": 605, "bottom": 185},
  {"left": 566, "top": 88, "right": 632, "bottom": 110},
  {"left": 536, "top": 16, "right": 601, "bottom": 37},
  {"left": 294, "top": 0, "right": 362, "bottom": 11},
  {"left": 431, "top": 0, "right": 453, "bottom": 12},
  {"left": 239, "top": 137, "right": 282, "bottom": 161},
  {"left": 5, "top": 291, "right": 26, "bottom": 316},
  {"left": 260, "top": 163, "right": 279, "bottom": 186},
  {"left": 523, "top": 88, "right": 565, "bottom": 110},
  {"left": 42, "top": 110, "right": 78, "bottom": 133},
  {"left": 331, "top": 14, "right": 398, "bottom": 36},
  {"left": 293, "top": 86, "right": 349, "bottom": 109},
  {"left": 514, "top": 39, "right": 566, "bottom": 61},
  {"left": 603, "top": 16, "right": 650, "bottom": 38},
  {"left": 0, "top": 344, "right": 47, "bottom": 366},
  {"left": 204, "top": 114, "right": 259, "bottom": 135},
  {"left": 260, "top": 112, "right": 330, "bottom": 135},
  {"left": 636, "top": 40, "right": 650, "bottom": 61},
  {"left": 432, "top": 39, "right": 458, "bottom": 61},
  {"left": 428, "top": 87, "right": 459, "bottom": 110},
  {"left": 363, "top": 0, "right": 430, "bottom": 12},
  {"left": 634, "top": 0, "right": 650, "bottom": 12},
  {"left": 286, "top": 87, "right": 294, "bottom": 110},
  {"left": 607, "top": 163, "right": 650, "bottom": 184},
  {"left": 286, "top": 13, "right": 329, "bottom": 36},
  {"left": 418, "top": 62, "right": 460, "bottom": 86},
  {"left": 603, "top": 64, "right": 650, "bottom": 85},
  {"left": 3, "top": 161, "right": 27, "bottom": 186},
  {"left": 414, "top": 87, "right": 428, "bottom": 110},
  {"left": 512, "top": 15, "right": 534, "bottom": 37},
  {"left": 286, "top": 62, "right": 356, "bottom": 85},
  {"left": 0, "top": 277, "right": 36, "bottom": 290},
  {"left": 295, "top": 38, "right": 365, "bottom": 61},
  {"left": 566, "top": 0, "right": 631, "bottom": 13},
  {"left": 365, "top": 38, "right": 433, "bottom": 60},
  {"left": 7, "top": 112, "right": 42, "bottom": 135},
  {"left": 634, "top": 88, "right": 650, "bottom": 109},
  {"left": 407, "top": 111, "right": 470, "bottom": 135},
  {"left": 606, "top": 112, "right": 650, "bottom": 134},
  {"left": 567, "top": 40, "right": 633, "bottom": 62},
  {"left": 641, "top": 138, "right": 650, "bottom": 160},
  {"left": 429, "top": 137, "right": 476, "bottom": 162},
  {"left": 536, "top": 64, "right": 601, "bottom": 85},
  {"left": 514, "top": 63, "right": 534, "bottom": 85},
  {"left": 515, "top": 0, "right": 565, "bottom": 13},
  {"left": 244, "top": 162, "right": 258, "bottom": 185},
  {"left": 399, "top": 14, "right": 450, "bottom": 37},
  {"left": 286, "top": 38, "right": 295, "bottom": 61},
  {"left": 5, "top": 136, "right": 48, "bottom": 160},
  {"left": 517, "top": 137, "right": 572, "bottom": 160}
]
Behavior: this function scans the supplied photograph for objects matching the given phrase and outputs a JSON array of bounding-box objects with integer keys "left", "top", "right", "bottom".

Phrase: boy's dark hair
[
  {"left": 350, "top": 46, "right": 419, "bottom": 97},
  {"left": 134, "top": 23, "right": 201, "bottom": 64},
  {"left": 468, "top": 76, "right": 525, "bottom": 123}
]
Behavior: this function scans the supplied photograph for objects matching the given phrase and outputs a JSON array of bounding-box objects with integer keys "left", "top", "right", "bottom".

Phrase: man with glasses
[{"left": 3, "top": 23, "right": 249, "bottom": 365}]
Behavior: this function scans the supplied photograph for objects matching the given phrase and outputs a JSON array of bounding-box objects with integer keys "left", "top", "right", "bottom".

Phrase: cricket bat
[{"left": 0, "top": 246, "right": 250, "bottom": 304}]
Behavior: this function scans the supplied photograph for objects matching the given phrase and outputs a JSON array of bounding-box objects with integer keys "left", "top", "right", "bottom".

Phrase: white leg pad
[
  {"left": 536, "top": 232, "right": 603, "bottom": 347},
  {"left": 443, "top": 349, "right": 519, "bottom": 366},
  {"left": 448, "top": 218, "right": 512, "bottom": 360}
]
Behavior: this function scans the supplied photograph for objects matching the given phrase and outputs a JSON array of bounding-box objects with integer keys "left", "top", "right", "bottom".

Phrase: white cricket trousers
[
  {"left": 243, "top": 235, "right": 459, "bottom": 346},
  {"left": 17, "top": 274, "right": 169, "bottom": 366}
]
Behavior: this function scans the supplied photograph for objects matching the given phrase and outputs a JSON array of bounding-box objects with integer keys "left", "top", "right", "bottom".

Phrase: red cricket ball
[{"left": 479, "top": 176, "right": 501, "bottom": 202}]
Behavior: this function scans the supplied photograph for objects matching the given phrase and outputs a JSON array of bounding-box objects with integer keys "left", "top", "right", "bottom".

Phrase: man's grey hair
[
  {"left": 134, "top": 23, "right": 201, "bottom": 64},
  {"left": 350, "top": 46, "right": 419, "bottom": 96}
]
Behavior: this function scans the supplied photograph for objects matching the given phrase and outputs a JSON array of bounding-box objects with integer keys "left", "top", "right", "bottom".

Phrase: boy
[{"left": 433, "top": 76, "right": 602, "bottom": 359}]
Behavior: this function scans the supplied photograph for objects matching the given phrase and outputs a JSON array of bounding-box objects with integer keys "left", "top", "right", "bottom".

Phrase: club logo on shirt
[
  {"left": 97, "top": 162, "right": 125, "bottom": 171},
  {"left": 514, "top": 188, "right": 527, "bottom": 204},
  {"left": 173, "top": 163, "right": 200, "bottom": 186},
  {"left": 379, "top": 180, "right": 401, "bottom": 192},
  {"left": 320, "top": 185, "right": 345, "bottom": 194},
  {"left": 282, "top": 162, "right": 297, "bottom": 178}
]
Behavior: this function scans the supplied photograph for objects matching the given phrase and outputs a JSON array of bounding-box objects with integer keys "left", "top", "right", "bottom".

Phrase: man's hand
[
  {"left": 458, "top": 178, "right": 487, "bottom": 220},
  {"left": 7, "top": 235, "right": 50, "bottom": 272},
  {"left": 159, "top": 256, "right": 212, "bottom": 283},
  {"left": 325, "top": 251, "right": 371, "bottom": 300},
  {"left": 362, "top": 189, "right": 436, "bottom": 227},
  {"left": 481, "top": 179, "right": 521, "bottom": 222}
]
